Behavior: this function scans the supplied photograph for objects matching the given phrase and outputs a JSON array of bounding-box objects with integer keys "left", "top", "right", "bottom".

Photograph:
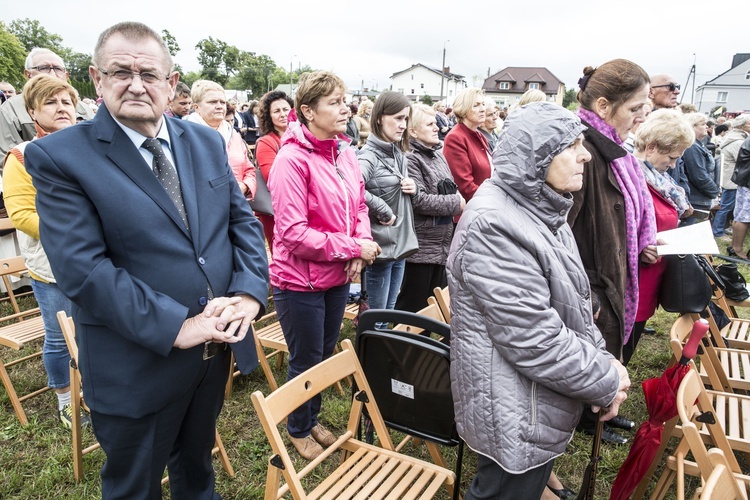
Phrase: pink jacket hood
[{"left": 269, "top": 121, "right": 372, "bottom": 291}]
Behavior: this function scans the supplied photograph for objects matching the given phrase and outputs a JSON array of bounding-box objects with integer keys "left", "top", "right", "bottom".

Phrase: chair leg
[
  {"left": 224, "top": 353, "right": 235, "bottom": 400},
  {"left": 70, "top": 365, "right": 84, "bottom": 482},
  {"left": 213, "top": 429, "right": 234, "bottom": 477},
  {"left": 0, "top": 359, "right": 29, "bottom": 426}
]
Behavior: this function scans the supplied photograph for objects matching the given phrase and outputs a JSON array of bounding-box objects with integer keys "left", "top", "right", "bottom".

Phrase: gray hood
[{"left": 492, "top": 102, "right": 586, "bottom": 199}]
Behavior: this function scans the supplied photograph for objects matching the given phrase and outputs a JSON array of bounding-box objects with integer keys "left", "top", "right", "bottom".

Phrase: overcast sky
[{"left": 3, "top": 0, "right": 747, "bottom": 101}]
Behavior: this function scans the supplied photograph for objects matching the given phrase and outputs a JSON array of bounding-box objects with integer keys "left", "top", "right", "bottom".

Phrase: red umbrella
[{"left": 609, "top": 318, "right": 709, "bottom": 500}]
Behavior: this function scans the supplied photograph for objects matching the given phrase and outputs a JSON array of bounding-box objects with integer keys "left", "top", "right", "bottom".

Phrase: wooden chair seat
[
  {"left": 0, "top": 256, "right": 50, "bottom": 425},
  {"left": 343, "top": 302, "right": 359, "bottom": 321},
  {"left": 721, "top": 319, "right": 750, "bottom": 350}
]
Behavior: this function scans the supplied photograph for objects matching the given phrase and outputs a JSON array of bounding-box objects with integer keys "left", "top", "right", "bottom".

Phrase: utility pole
[{"left": 440, "top": 40, "right": 449, "bottom": 102}]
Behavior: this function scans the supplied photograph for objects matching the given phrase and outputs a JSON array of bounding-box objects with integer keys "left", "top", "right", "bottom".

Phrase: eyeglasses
[
  {"left": 98, "top": 68, "right": 168, "bottom": 85},
  {"left": 652, "top": 83, "right": 681, "bottom": 92},
  {"left": 30, "top": 65, "right": 67, "bottom": 76}
]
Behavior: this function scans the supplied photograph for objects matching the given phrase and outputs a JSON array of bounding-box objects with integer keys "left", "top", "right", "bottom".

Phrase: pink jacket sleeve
[
  {"left": 271, "top": 152, "right": 364, "bottom": 262},
  {"left": 228, "top": 130, "right": 257, "bottom": 199}
]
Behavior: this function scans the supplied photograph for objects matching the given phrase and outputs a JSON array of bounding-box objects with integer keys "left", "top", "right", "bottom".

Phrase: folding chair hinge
[
  {"left": 270, "top": 454, "right": 285, "bottom": 470},
  {"left": 69, "top": 358, "right": 78, "bottom": 370},
  {"left": 695, "top": 411, "right": 716, "bottom": 425},
  {"left": 355, "top": 390, "right": 370, "bottom": 404}
]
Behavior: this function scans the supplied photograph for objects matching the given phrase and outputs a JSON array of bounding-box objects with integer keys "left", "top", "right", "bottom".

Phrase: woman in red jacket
[
  {"left": 627, "top": 109, "right": 694, "bottom": 365},
  {"left": 443, "top": 87, "right": 491, "bottom": 202},
  {"left": 255, "top": 90, "right": 293, "bottom": 247}
]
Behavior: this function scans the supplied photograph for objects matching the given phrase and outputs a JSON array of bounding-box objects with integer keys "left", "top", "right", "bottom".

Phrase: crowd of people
[{"left": 1, "top": 20, "right": 750, "bottom": 500}]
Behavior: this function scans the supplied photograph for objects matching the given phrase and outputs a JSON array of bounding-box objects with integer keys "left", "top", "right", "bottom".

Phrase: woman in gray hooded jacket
[{"left": 448, "top": 102, "right": 630, "bottom": 499}]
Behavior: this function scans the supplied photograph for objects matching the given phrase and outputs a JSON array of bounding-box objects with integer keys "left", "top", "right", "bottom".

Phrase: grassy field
[{"left": 0, "top": 248, "right": 746, "bottom": 499}]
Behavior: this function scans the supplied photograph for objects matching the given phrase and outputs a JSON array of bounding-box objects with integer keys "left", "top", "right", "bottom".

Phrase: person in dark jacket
[
  {"left": 681, "top": 112, "right": 719, "bottom": 225},
  {"left": 449, "top": 102, "right": 628, "bottom": 500},
  {"left": 568, "top": 59, "right": 657, "bottom": 444},
  {"left": 395, "top": 104, "right": 464, "bottom": 312}
]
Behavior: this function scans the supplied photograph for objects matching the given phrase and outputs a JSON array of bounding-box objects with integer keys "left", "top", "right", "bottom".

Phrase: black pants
[
  {"left": 465, "top": 454, "right": 554, "bottom": 500},
  {"left": 395, "top": 262, "right": 447, "bottom": 313},
  {"left": 91, "top": 349, "right": 230, "bottom": 500}
]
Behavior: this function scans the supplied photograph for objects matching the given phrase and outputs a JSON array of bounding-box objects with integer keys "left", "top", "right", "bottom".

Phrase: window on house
[
  {"left": 449, "top": 90, "right": 453, "bottom": 96},
  {"left": 746, "top": 70, "right": 750, "bottom": 80},
  {"left": 717, "top": 91, "right": 729, "bottom": 103},
  {"left": 420, "top": 83, "right": 424, "bottom": 89},
  {"left": 411, "top": 75, "right": 414, "bottom": 80},
  {"left": 411, "top": 89, "right": 415, "bottom": 94},
  {"left": 499, "top": 82, "right": 510, "bottom": 90},
  {"left": 398, "top": 88, "right": 404, "bottom": 94},
  {"left": 529, "top": 82, "right": 540, "bottom": 90}
]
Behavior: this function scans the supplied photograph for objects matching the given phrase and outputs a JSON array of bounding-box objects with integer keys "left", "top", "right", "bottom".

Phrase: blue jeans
[
  {"left": 31, "top": 278, "right": 73, "bottom": 389},
  {"left": 713, "top": 189, "right": 736, "bottom": 236},
  {"left": 273, "top": 284, "right": 349, "bottom": 438},
  {"left": 365, "top": 260, "right": 406, "bottom": 328}
]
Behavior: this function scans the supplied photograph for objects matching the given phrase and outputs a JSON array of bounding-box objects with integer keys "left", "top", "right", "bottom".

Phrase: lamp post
[
  {"left": 440, "top": 40, "right": 450, "bottom": 103},
  {"left": 290, "top": 55, "right": 297, "bottom": 97}
]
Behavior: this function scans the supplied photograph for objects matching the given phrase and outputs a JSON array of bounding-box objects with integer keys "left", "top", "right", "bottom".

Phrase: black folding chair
[{"left": 356, "top": 309, "right": 463, "bottom": 500}]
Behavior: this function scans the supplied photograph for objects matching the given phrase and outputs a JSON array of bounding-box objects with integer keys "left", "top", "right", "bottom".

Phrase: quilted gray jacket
[{"left": 447, "top": 102, "right": 620, "bottom": 473}]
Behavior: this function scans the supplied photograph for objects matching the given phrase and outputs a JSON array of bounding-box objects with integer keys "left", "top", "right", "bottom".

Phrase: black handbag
[
  {"left": 659, "top": 254, "right": 713, "bottom": 313},
  {"left": 715, "top": 262, "right": 750, "bottom": 301}
]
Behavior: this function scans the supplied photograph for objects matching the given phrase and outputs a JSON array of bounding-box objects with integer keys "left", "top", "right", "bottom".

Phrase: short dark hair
[
  {"left": 577, "top": 59, "right": 649, "bottom": 115},
  {"left": 370, "top": 91, "right": 412, "bottom": 152},
  {"left": 173, "top": 81, "right": 190, "bottom": 99},
  {"left": 259, "top": 90, "right": 293, "bottom": 136}
]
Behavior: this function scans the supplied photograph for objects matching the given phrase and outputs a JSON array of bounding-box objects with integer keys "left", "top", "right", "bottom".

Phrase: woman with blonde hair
[
  {"left": 627, "top": 109, "right": 694, "bottom": 364},
  {"left": 395, "top": 103, "right": 464, "bottom": 312},
  {"left": 353, "top": 98, "right": 373, "bottom": 147},
  {"left": 443, "top": 87, "right": 490, "bottom": 202},
  {"left": 188, "top": 80, "right": 257, "bottom": 199},
  {"left": 2, "top": 74, "right": 86, "bottom": 428}
]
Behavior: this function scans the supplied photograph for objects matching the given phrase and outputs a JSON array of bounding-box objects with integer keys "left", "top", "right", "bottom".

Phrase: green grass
[{"left": 1, "top": 245, "right": 747, "bottom": 499}]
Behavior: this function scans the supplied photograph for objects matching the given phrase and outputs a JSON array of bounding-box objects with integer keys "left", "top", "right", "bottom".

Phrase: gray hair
[
  {"left": 25, "top": 48, "right": 64, "bottom": 70},
  {"left": 93, "top": 22, "right": 173, "bottom": 73},
  {"left": 731, "top": 114, "right": 750, "bottom": 129}
]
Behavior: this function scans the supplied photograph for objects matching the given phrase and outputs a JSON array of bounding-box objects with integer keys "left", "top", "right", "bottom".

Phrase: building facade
[
  {"left": 482, "top": 67, "right": 565, "bottom": 108},
  {"left": 695, "top": 54, "right": 750, "bottom": 115},
  {"left": 390, "top": 64, "right": 467, "bottom": 105}
]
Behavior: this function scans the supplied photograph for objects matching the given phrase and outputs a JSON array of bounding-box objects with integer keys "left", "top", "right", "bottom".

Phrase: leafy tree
[
  {"left": 65, "top": 51, "right": 92, "bottom": 81},
  {"left": 9, "top": 18, "right": 64, "bottom": 53},
  {"left": 232, "top": 53, "right": 283, "bottom": 98},
  {"left": 180, "top": 71, "right": 201, "bottom": 90},
  {"left": 161, "top": 29, "right": 180, "bottom": 58},
  {"left": 420, "top": 94, "right": 434, "bottom": 105},
  {"left": 195, "top": 37, "right": 242, "bottom": 86},
  {"left": 0, "top": 23, "right": 26, "bottom": 87},
  {"left": 562, "top": 88, "right": 577, "bottom": 108}
]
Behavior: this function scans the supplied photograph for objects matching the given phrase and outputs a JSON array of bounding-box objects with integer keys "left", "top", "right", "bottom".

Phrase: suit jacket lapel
[
  {"left": 95, "top": 106, "right": 191, "bottom": 238},
  {"left": 165, "top": 119, "right": 200, "bottom": 242}
]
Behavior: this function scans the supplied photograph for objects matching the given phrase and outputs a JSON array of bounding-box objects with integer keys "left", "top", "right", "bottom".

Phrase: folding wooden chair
[
  {"left": 0, "top": 256, "right": 48, "bottom": 425},
  {"left": 56, "top": 311, "right": 234, "bottom": 482},
  {"left": 428, "top": 286, "right": 451, "bottom": 323},
  {"left": 356, "top": 309, "right": 463, "bottom": 499},
  {"left": 392, "top": 303, "right": 447, "bottom": 338},
  {"left": 251, "top": 338, "right": 455, "bottom": 499},
  {"left": 643, "top": 315, "right": 750, "bottom": 499}
]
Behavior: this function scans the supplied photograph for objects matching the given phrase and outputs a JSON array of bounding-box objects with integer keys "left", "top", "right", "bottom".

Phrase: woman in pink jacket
[{"left": 268, "top": 71, "right": 380, "bottom": 461}]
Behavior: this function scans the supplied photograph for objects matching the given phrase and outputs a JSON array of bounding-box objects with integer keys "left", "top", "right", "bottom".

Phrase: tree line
[{"left": 0, "top": 18, "right": 311, "bottom": 100}]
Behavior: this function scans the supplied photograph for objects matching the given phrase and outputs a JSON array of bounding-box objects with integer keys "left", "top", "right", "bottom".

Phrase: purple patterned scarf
[{"left": 577, "top": 108, "right": 657, "bottom": 343}]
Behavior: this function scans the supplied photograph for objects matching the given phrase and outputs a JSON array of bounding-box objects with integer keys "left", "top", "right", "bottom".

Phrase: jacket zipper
[
  {"left": 530, "top": 381, "right": 538, "bottom": 426},
  {"left": 332, "top": 146, "right": 351, "bottom": 235}
]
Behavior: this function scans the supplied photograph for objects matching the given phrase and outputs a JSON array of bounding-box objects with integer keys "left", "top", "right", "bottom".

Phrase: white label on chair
[{"left": 391, "top": 379, "right": 414, "bottom": 399}]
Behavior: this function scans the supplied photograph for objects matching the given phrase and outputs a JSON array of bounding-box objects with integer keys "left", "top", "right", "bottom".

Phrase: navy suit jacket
[{"left": 25, "top": 105, "right": 269, "bottom": 418}]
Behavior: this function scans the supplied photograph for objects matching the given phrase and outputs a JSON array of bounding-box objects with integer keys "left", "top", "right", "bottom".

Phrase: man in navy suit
[{"left": 25, "top": 22, "right": 268, "bottom": 499}]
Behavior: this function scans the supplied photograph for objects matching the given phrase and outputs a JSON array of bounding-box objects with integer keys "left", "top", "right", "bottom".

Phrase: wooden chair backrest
[
  {"left": 393, "top": 303, "right": 446, "bottom": 335},
  {"left": 676, "top": 369, "right": 742, "bottom": 477},
  {"left": 671, "top": 314, "right": 733, "bottom": 394},
  {"left": 432, "top": 286, "right": 451, "bottom": 322},
  {"left": 700, "top": 449, "right": 748, "bottom": 499},
  {"left": 0, "top": 256, "right": 35, "bottom": 319},
  {"left": 57, "top": 311, "right": 78, "bottom": 364}
]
